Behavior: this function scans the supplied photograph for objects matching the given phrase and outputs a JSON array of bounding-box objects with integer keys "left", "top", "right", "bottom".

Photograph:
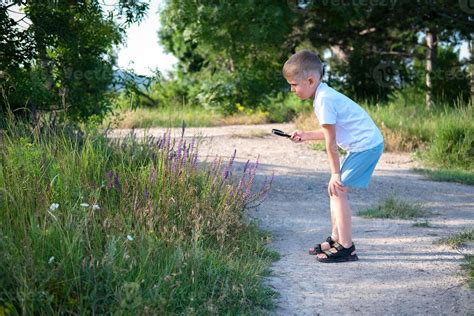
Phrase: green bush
[
  {"left": 260, "top": 93, "right": 312, "bottom": 123},
  {"left": 427, "top": 120, "right": 474, "bottom": 170}
]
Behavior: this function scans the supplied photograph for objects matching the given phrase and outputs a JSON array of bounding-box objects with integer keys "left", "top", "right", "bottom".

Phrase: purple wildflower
[
  {"left": 236, "top": 173, "right": 247, "bottom": 193},
  {"left": 157, "top": 138, "right": 163, "bottom": 150},
  {"left": 176, "top": 139, "right": 183, "bottom": 160},
  {"left": 144, "top": 186, "right": 150, "bottom": 199},
  {"left": 149, "top": 164, "right": 156, "bottom": 182},
  {"left": 244, "top": 185, "right": 252, "bottom": 202},
  {"left": 181, "top": 120, "right": 186, "bottom": 139},
  {"left": 191, "top": 153, "right": 198, "bottom": 169},
  {"left": 107, "top": 170, "right": 114, "bottom": 189},
  {"left": 230, "top": 149, "right": 236, "bottom": 166},
  {"left": 172, "top": 159, "right": 177, "bottom": 174},
  {"left": 114, "top": 174, "right": 122, "bottom": 192},
  {"left": 222, "top": 149, "right": 237, "bottom": 180},
  {"left": 243, "top": 160, "right": 250, "bottom": 174},
  {"left": 182, "top": 141, "right": 187, "bottom": 165}
]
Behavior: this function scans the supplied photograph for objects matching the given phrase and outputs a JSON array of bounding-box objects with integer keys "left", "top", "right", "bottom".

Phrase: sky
[
  {"left": 115, "top": 0, "right": 178, "bottom": 76},
  {"left": 6, "top": 1, "right": 471, "bottom": 77}
]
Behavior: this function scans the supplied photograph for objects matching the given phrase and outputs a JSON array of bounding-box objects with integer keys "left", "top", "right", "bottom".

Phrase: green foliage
[
  {"left": 0, "top": 7, "right": 35, "bottom": 69},
  {"left": 463, "top": 255, "right": 474, "bottom": 289},
  {"left": 328, "top": 41, "right": 413, "bottom": 103},
  {"left": 157, "top": 1, "right": 471, "bottom": 110},
  {"left": 425, "top": 118, "right": 474, "bottom": 170},
  {"left": 260, "top": 92, "right": 312, "bottom": 123},
  {"left": 0, "top": 123, "right": 277, "bottom": 313},
  {"left": 415, "top": 168, "right": 474, "bottom": 186},
  {"left": 413, "top": 45, "right": 470, "bottom": 105},
  {"left": 362, "top": 95, "right": 474, "bottom": 155},
  {"left": 0, "top": 1, "right": 149, "bottom": 124},
  {"left": 358, "top": 196, "right": 426, "bottom": 219},
  {"left": 412, "top": 221, "right": 432, "bottom": 228},
  {"left": 159, "top": 0, "right": 296, "bottom": 112},
  {"left": 436, "top": 230, "right": 474, "bottom": 289},
  {"left": 366, "top": 97, "right": 474, "bottom": 175},
  {"left": 436, "top": 229, "right": 474, "bottom": 248},
  {"left": 302, "top": 1, "right": 471, "bottom": 103}
]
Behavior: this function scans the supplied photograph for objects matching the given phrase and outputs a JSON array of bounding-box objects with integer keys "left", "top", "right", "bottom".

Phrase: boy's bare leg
[
  {"left": 330, "top": 207, "right": 339, "bottom": 242},
  {"left": 317, "top": 187, "right": 353, "bottom": 258},
  {"left": 319, "top": 208, "right": 339, "bottom": 251},
  {"left": 310, "top": 204, "right": 339, "bottom": 252}
]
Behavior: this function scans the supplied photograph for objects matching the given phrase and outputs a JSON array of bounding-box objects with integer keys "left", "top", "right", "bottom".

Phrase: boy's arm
[
  {"left": 290, "top": 129, "right": 325, "bottom": 142},
  {"left": 321, "top": 124, "right": 344, "bottom": 196},
  {"left": 303, "top": 129, "right": 325, "bottom": 141}
]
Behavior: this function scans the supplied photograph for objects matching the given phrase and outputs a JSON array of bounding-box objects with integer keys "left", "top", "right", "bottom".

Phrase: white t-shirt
[{"left": 313, "top": 82, "right": 384, "bottom": 152}]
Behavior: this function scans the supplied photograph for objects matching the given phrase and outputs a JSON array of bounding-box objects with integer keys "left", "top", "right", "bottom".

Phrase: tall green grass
[
  {"left": 363, "top": 100, "right": 473, "bottom": 184},
  {"left": 0, "top": 121, "right": 277, "bottom": 314},
  {"left": 108, "top": 93, "right": 311, "bottom": 128},
  {"left": 363, "top": 101, "right": 473, "bottom": 155}
]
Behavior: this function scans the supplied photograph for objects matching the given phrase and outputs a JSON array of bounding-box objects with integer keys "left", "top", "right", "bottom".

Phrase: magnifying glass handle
[{"left": 272, "top": 129, "right": 291, "bottom": 138}]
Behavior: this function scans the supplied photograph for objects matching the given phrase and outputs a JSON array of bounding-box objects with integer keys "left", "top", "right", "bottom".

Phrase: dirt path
[{"left": 111, "top": 123, "right": 474, "bottom": 315}]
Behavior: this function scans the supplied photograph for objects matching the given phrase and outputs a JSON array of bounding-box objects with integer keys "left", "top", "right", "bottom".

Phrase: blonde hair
[{"left": 283, "top": 50, "right": 324, "bottom": 80}]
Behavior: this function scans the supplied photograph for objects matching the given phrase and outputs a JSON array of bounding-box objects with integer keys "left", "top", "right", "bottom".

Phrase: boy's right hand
[{"left": 290, "top": 130, "right": 304, "bottom": 143}]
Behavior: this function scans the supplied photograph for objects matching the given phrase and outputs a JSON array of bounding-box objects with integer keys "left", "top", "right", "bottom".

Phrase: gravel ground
[{"left": 110, "top": 123, "right": 474, "bottom": 315}]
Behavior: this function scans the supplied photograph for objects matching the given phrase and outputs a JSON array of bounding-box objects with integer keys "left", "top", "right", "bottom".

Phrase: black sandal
[
  {"left": 316, "top": 242, "right": 359, "bottom": 263},
  {"left": 309, "top": 236, "right": 336, "bottom": 255}
]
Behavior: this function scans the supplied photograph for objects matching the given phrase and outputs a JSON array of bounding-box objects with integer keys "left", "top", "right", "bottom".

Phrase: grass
[
  {"left": 358, "top": 196, "right": 426, "bottom": 219},
  {"left": 294, "top": 100, "right": 473, "bottom": 153},
  {"left": 436, "top": 229, "right": 474, "bottom": 289},
  {"left": 462, "top": 255, "right": 474, "bottom": 289},
  {"left": 108, "top": 107, "right": 270, "bottom": 128},
  {"left": 0, "top": 121, "right": 278, "bottom": 314},
  {"left": 436, "top": 229, "right": 474, "bottom": 248},
  {"left": 412, "top": 221, "right": 433, "bottom": 228},
  {"left": 414, "top": 168, "right": 474, "bottom": 186}
]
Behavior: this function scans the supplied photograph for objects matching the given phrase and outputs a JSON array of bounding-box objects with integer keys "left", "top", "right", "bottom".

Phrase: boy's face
[{"left": 286, "top": 74, "right": 320, "bottom": 100}]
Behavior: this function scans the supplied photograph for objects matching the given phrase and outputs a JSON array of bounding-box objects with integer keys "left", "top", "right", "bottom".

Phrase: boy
[{"left": 283, "top": 50, "right": 384, "bottom": 263}]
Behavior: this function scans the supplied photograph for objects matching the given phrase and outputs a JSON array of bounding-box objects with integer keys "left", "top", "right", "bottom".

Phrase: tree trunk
[
  {"left": 425, "top": 30, "right": 436, "bottom": 110},
  {"left": 470, "top": 39, "right": 474, "bottom": 107}
]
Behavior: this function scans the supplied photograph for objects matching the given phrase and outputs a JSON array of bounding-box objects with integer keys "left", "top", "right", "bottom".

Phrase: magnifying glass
[{"left": 271, "top": 129, "right": 291, "bottom": 138}]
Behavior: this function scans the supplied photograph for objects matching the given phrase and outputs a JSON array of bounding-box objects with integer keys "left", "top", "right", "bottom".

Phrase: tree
[
  {"left": 0, "top": 0, "right": 149, "bottom": 125},
  {"left": 296, "top": 1, "right": 472, "bottom": 105},
  {"left": 158, "top": 0, "right": 472, "bottom": 110},
  {"left": 159, "top": 0, "right": 297, "bottom": 113}
]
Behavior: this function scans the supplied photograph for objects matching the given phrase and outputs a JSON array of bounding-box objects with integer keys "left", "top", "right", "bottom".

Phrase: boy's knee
[{"left": 330, "top": 186, "right": 349, "bottom": 199}]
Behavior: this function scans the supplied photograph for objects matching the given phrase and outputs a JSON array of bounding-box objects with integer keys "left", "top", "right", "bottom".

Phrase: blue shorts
[{"left": 340, "top": 142, "right": 384, "bottom": 189}]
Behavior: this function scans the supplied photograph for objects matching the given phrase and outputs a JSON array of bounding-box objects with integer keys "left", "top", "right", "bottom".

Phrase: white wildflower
[
  {"left": 80, "top": 203, "right": 89, "bottom": 208},
  {"left": 92, "top": 204, "right": 100, "bottom": 210},
  {"left": 127, "top": 235, "right": 134, "bottom": 241},
  {"left": 48, "top": 256, "right": 55, "bottom": 264},
  {"left": 49, "top": 203, "right": 59, "bottom": 211}
]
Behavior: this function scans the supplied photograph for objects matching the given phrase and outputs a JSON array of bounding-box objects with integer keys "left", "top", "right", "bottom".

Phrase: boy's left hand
[{"left": 328, "top": 173, "right": 344, "bottom": 196}]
